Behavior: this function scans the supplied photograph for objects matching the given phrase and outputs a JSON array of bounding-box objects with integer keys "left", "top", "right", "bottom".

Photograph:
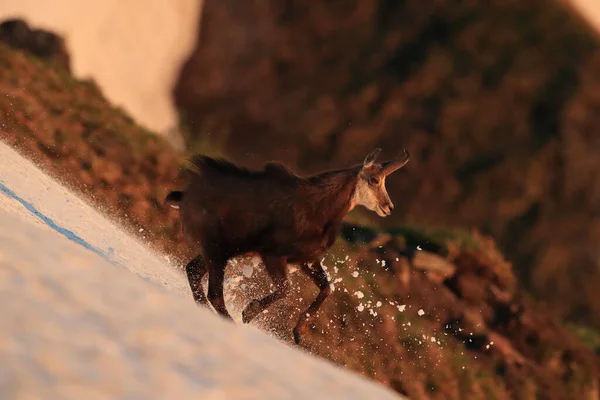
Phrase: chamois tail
[{"left": 165, "top": 191, "right": 183, "bottom": 209}]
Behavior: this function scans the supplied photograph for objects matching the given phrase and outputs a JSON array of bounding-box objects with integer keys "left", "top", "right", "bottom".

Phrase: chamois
[{"left": 165, "top": 148, "right": 410, "bottom": 344}]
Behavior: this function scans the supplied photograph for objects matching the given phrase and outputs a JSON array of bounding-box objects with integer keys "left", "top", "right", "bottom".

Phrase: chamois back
[{"left": 183, "top": 154, "right": 301, "bottom": 183}]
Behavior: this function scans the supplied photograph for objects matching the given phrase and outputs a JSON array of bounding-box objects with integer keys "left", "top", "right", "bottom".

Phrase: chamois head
[{"left": 351, "top": 148, "right": 410, "bottom": 217}]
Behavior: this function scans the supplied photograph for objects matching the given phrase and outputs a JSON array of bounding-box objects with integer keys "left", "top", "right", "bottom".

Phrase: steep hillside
[
  {"left": 0, "top": 41, "right": 189, "bottom": 261},
  {"left": 174, "top": 0, "right": 600, "bottom": 330},
  {"left": 1, "top": 41, "right": 599, "bottom": 399}
]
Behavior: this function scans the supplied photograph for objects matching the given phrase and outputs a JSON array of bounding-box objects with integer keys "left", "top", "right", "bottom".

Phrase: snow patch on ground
[{"left": 0, "top": 141, "right": 403, "bottom": 399}]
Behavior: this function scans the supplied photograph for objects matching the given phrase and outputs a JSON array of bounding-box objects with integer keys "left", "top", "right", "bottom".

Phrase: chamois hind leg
[
  {"left": 205, "top": 254, "right": 234, "bottom": 321},
  {"left": 185, "top": 255, "right": 209, "bottom": 307},
  {"left": 242, "top": 255, "right": 290, "bottom": 324},
  {"left": 293, "top": 261, "right": 332, "bottom": 345}
]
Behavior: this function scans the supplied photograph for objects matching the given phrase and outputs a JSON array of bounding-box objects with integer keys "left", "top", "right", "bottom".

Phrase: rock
[
  {"left": 445, "top": 273, "right": 489, "bottom": 304},
  {"left": 368, "top": 233, "right": 393, "bottom": 249},
  {"left": 488, "top": 283, "right": 512, "bottom": 304},
  {"left": 462, "top": 309, "right": 488, "bottom": 336},
  {"left": 390, "top": 256, "right": 411, "bottom": 287},
  {"left": 0, "top": 19, "right": 71, "bottom": 72},
  {"left": 487, "top": 332, "right": 527, "bottom": 366},
  {"left": 411, "top": 250, "right": 456, "bottom": 279}
]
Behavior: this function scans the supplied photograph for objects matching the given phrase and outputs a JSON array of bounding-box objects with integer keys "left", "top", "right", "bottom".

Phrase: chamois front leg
[
  {"left": 293, "top": 261, "right": 332, "bottom": 345},
  {"left": 206, "top": 255, "right": 234, "bottom": 321},
  {"left": 242, "top": 255, "right": 290, "bottom": 324},
  {"left": 185, "top": 255, "right": 209, "bottom": 307}
]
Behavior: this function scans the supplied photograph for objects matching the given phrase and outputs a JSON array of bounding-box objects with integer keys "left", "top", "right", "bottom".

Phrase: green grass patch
[
  {"left": 385, "top": 224, "right": 480, "bottom": 251},
  {"left": 338, "top": 219, "right": 480, "bottom": 259},
  {"left": 565, "top": 322, "right": 600, "bottom": 351},
  {"left": 177, "top": 111, "right": 230, "bottom": 159}
]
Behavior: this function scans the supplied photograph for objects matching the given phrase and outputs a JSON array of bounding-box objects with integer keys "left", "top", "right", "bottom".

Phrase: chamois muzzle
[{"left": 380, "top": 203, "right": 394, "bottom": 216}]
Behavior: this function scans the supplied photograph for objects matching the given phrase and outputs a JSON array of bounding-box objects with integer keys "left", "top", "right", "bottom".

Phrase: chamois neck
[{"left": 305, "top": 166, "right": 360, "bottom": 221}]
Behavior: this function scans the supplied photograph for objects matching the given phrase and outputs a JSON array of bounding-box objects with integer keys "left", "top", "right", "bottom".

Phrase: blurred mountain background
[
  {"left": 172, "top": 0, "right": 600, "bottom": 332},
  {"left": 2, "top": 0, "right": 600, "bottom": 398}
]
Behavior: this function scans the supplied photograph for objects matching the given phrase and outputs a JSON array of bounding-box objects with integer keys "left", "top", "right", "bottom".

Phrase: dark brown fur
[
  {"left": 174, "top": 155, "right": 359, "bottom": 261},
  {"left": 167, "top": 150, "right": 407, "bottom": 343}
]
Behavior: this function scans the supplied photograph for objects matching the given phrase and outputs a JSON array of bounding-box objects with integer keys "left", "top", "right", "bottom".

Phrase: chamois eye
[{"left": 369, "top": 177, "right": 379, "bottom": 185}]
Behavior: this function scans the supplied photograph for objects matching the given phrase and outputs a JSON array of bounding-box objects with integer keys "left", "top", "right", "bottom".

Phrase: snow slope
[
  {"left": 0, "top": 141, "right": 403, "bottom": 400},
  {"left": 0, "top": 0, "right": 202, "bottom": 138}
]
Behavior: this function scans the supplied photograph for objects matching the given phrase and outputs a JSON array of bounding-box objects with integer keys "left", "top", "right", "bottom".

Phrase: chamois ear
[{"left": 363, "top": 148, "right": 381, "bottom": 168}]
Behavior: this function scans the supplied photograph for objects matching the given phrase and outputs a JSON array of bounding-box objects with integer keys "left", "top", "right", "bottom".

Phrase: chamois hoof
[
  {"left": 293, "top": 325, "right": 305, "bottom": 345},
  {"left": 242, "top": 300, "right": 262, "bottom": 324}
]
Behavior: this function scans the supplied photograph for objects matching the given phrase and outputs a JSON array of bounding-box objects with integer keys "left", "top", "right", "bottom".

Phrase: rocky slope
[
  {"left": 1, "top": 41, "right": 599, "bottom": 399},
  {"left": 173, "top": 0, "right": 600, "bottom": 331}
]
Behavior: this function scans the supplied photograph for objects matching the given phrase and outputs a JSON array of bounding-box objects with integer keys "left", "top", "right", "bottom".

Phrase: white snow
[
  {"left": 0, "top": 142, "right": 404, "bottom": 399},
  {"left": 242, "top": 265, "right": 254, "bottom": 278}
]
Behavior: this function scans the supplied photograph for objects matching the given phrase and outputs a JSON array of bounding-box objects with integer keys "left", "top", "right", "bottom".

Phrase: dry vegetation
[
  {"left": 0, "top": 43, "right": 191, "bottom": 262},
  {"left": 1, "top": 40, "right": 600, "bottom": 398}
]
